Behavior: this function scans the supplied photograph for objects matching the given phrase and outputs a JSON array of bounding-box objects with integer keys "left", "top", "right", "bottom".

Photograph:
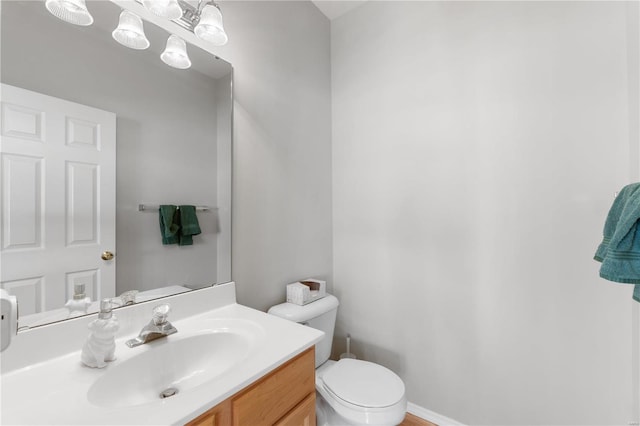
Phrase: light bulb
[
  {"left": 194, "top": 4, "right": 228, "bottom": 46},
  {"left": 45, "top": 0, "right": 93, "bottom": 26},
  {"left": 161, "top": 35, "right": 191, "bottom": 69},
  {"left": 142, "top": 0, "right": 182, "bottom": 20},
  {"left": 112, "top": 11, "right": 150, "bottom": 50}
]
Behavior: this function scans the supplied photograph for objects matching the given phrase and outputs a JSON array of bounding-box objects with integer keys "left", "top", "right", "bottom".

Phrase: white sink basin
[{"left": 87, "top": 318, "right": 265, "bottom": 408}]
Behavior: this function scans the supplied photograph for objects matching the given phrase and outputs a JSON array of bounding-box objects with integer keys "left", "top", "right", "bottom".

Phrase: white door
[{"left": 0, "top": 84, "right": 116, "bottom": 315}]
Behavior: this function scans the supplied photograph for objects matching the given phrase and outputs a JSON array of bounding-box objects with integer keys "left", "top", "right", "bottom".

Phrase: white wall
[
  {"left": 332, "top": 1, "right": 639, "bottom": 424},
  {"left": 211, "top": 1, "right": 334, "bottom": 311}
]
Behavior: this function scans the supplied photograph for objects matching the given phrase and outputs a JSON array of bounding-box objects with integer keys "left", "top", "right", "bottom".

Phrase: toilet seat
[
  {"left": 316, "top": 359, "right": 407, "bottom": 426},
  {"left": 322, "top": 359, "right": 405, "bottom": 408}
]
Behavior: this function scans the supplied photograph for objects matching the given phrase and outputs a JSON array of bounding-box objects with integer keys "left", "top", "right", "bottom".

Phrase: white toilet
[{"left": 268, "top": 294, "right": 407, "bottom": 426}]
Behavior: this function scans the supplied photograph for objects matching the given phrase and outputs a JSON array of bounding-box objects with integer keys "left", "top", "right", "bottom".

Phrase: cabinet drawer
[{"left": 232, "top": 347, "right": 315, "bottom": 426}]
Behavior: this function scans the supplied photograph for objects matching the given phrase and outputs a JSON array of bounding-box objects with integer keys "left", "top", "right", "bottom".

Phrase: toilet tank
[{"left": 268, "top": 294, "right": 339, "bottom": 367}]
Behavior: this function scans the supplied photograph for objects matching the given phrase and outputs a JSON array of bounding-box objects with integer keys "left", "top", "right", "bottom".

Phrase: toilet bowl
[
  {"left": 316, "top": 359, "right": 406, "bottom": 426},
  {"left": 268, "top": 294, "right": 407, "bottom": 426}
]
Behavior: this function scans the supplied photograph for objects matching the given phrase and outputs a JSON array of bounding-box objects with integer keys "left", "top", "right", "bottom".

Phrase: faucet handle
[{"left": 152, "top": 304, "right": 171, "bottom": 325}]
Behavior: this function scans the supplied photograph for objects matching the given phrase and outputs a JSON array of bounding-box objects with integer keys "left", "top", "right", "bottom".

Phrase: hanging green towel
[
  {"left": 594, "top": 183, "right": 640, "bottom": 302},
  {"left": 178, "top": 205, "right": 201, "bottom": 246},
  {"left": 159, "top": 205, "right": 180, "bottom": 245}
]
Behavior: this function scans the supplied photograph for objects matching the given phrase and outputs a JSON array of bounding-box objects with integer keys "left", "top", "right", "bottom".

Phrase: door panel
[
  {"left": 1, "top": 153, "right": 43, "bottom": 250},
  {"left": 0, "top": 84, "right": 116, "bottom": 315}
]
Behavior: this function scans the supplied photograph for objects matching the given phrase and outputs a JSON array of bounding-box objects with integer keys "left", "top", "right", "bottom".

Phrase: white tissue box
[{"left": 286, "top": 279, "right": 326, "bottom": 305}]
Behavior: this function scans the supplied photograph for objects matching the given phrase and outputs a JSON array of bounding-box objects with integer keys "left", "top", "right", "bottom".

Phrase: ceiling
[{"left": 311, "top": 1, "right": 367, "bottom": 20}]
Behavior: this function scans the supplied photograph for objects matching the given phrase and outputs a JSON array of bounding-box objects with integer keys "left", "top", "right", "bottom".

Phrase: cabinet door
[
  {"left": 232, "top": 348, "right": 315, "bottom": 426},
  {"left": 274, "top": 393, "right": 316, "bottom": 426},
  {"left": 186, "top": 400, "right": 231, "bottom": 426}
]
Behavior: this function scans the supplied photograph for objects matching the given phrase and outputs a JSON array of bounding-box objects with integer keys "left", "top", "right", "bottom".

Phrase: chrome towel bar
[{"left": 138, "top": 204, "right": 214, "bottom": 212}]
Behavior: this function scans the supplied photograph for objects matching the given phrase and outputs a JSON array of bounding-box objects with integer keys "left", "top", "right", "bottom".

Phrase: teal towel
[
  {"left": 594, "top": 183, "right": 640, "bottom": 301},
  {"left": 159, "top": 205, "right": 180, "bottom": 245},
  {"left": 178, "top": 205, "right": 201, "bottom": 246}
]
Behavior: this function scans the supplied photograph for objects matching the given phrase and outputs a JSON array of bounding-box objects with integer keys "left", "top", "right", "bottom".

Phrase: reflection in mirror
[{"left": 0, "top": 0, "right": 232, "bottom": 329}]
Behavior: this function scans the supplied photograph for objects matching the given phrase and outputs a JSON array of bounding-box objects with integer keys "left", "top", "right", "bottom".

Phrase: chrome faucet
[{"left": 126, "top": 304, "right": 177, "bottom": 348}]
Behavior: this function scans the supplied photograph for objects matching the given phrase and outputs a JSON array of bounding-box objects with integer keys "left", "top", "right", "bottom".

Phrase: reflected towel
[
  {"left": 178, "top": 205, "right": 201, "bottom": 246},
  {"left": 159, "top": 205, "right": 180, "bottom": 245},
  {"left": 594, "top": 183, "right": 640, "bottom": 301}
]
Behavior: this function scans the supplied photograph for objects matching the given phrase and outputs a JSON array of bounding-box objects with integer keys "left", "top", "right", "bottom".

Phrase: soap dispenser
[
  {"left": 81, "top": 299, "right": 119, "bottom": 368},
  {"left": 65, "top": 283, "right": 92, "bottom": 317}
]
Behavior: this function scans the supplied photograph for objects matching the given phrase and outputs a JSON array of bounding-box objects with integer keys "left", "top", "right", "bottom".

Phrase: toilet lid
[{"left": 322, "top": 359, "right": 405, "bottom": 408}]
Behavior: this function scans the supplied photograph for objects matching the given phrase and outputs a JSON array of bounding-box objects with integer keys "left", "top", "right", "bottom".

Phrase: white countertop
[{"left": 0, "top": 283, "right": 323, "bottom": 425}]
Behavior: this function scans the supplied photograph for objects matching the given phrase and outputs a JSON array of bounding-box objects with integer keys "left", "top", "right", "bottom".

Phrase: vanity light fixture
[
  {"left": 112, "top": 10, "right": 150, "bottom": 50},
  {"left": 44, "top": 0, "right": 228, "bottom": 69},
  {"left": 45, "top": 0, "right": 94, "bottom": 26},
  {"left": 161, "top": 35, "right": 192, "bottom": 69}
]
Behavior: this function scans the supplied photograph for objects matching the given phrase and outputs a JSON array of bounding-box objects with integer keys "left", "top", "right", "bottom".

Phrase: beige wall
[{"left": 331, "top": 1, "right": 639, "bottom": 424}]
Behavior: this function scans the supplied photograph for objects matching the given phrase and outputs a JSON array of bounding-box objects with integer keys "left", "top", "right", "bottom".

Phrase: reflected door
[{"left": 0, "top": 84, "right": 116, "bottom": 315}]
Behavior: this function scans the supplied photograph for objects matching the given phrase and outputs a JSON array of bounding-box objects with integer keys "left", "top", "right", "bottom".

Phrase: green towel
[
  {"left": 178, "top": 205, "right": 201, "bottom": 246},
  {"left": 159, "top": 205, "right": 180, "bottom": 245},
  {"left": 594, "top": 183, "right": 640, "bottom": 302}
]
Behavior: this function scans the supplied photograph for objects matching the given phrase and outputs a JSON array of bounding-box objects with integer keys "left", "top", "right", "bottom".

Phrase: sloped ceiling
[{"left": 311, "top": 1, "right": 367, "bottom": 20}]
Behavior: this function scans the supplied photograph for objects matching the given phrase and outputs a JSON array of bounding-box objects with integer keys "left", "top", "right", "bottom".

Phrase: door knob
[{"left": 101, "top": 251, "right": 115, "bottom": 261}]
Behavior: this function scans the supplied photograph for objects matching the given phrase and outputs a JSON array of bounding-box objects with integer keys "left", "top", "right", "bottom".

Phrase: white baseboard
[{"left": 407, "top": 402, "right": 465, "bottom": 426}]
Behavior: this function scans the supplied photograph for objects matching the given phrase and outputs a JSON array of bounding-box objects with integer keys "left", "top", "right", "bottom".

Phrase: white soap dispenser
[
  {"left": 0, "top": 289, "right": 18, "bottom": 352},
  {"left": 81, "top": 299, "right": 119, "bottom": 368},
  {"left": 65, "top": 283, "right": 92, "bottom": 317}
]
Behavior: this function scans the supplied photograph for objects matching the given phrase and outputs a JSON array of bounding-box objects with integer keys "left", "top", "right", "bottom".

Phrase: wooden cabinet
[{"left": 186, "top": 347, "right": 315, "bottom": 426}]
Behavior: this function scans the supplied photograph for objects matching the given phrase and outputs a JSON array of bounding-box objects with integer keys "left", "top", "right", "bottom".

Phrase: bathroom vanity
[{"left": 0, "top": 283, "right": 323, "bottom": 425}]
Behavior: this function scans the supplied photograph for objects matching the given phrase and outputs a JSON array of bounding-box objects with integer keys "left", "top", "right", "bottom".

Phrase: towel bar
[{"left": 138, "top": 204, "right": 214, "bottom": 212}]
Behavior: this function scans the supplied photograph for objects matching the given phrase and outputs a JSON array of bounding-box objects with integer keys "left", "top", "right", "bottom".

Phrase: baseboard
[{"left": 407, "top": 402, "right": 465, "bottom": 426}]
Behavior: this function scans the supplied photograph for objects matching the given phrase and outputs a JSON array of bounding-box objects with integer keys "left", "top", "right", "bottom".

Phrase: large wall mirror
[{"left": 0, "top": 0, "right": 232, "bottom": 329}]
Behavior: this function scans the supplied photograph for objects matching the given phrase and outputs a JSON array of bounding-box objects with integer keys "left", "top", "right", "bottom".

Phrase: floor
[{"left": 401, "top": 413, "right": 438, "bottom": 426}]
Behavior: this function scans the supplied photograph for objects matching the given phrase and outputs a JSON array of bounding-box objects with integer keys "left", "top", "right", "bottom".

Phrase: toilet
[{"left": 268, "top": 294, "right": 407, "bottom": 426}]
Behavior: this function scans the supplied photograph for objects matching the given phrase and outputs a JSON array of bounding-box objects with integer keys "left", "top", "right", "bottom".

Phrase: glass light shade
[
  {"left": 142, "top": 0, "right": 182, "bottom": 20},
  {"left": 112, "top": 11, "right": 150, "bottom": 50},
  {"left": 160, "top": 35, "right": 191, "bottom": 69},
  {"left": 194, "top": 4, "right": 228, "bottom": 46},
  {"left": 45, "top": 0, "right": 93, "bottom": 26}
]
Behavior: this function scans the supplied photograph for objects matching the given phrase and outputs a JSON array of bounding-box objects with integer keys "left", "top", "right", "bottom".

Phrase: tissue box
[{"left": 286, "top": 279, "right": 326, "bottom": 305}]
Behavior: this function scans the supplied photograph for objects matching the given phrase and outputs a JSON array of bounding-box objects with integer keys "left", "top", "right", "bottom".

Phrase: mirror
[{"left": 0, "top": 0, "right": 232, "bottom": 329}]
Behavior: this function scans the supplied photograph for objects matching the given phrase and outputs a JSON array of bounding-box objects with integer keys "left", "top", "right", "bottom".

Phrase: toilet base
[
  {"left": 315, "top": 391, "right": 404, "bottom": 426},
  {"left": 316, "top": 391, "right": 352, "bottom": 426},
  {"left": 315, "top": 361, "right": 406, "bottom": 426}
]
